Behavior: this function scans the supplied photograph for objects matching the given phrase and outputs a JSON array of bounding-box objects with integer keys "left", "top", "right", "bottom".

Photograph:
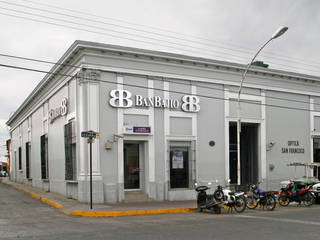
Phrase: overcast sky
[{"left": 1, "top": 0, "right": 320, "bottom": 160}]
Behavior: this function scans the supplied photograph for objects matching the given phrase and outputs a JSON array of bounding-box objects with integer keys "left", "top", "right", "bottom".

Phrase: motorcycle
[
  {"left": 279, "top": 181, "right": 314, "bottom": 207},
  {"left": 246, "top": 183, "right": 276, "bottom": 211},
  {"left": 213, "top": 183, "right": 247, "bottom": 213},
  {"left": 195, "top": 183, "right": 222, "bottom": 214}
]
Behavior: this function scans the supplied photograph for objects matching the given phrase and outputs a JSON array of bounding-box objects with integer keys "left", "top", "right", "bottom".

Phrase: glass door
[{"left": 124, "top": 143, "right": 140, "bottom": 189}]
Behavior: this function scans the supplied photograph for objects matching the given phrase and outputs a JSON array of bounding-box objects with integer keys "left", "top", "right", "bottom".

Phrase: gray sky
[{"left": 0, "top": 0, "right": 320, "bottom": 161}]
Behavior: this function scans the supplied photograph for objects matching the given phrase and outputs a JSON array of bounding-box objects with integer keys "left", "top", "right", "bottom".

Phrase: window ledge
[
  {"left": 42, "top": 179, "right": 49, "bottom": 182},
  {"left": 27, "top": 178, "right": 32, "bottom": 181}
]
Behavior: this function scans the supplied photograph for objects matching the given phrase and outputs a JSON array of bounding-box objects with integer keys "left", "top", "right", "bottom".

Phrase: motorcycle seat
[
  {"left": 228, "top": 192, "right": 235, "bottom": 195},
  {"left": 195, "top": 186, "right": 209, "bottom": 192}
]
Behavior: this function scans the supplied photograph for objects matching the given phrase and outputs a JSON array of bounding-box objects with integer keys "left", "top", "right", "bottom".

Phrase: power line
[
  {"left": 13, "top": 0, "right": 320, "bottom": 68},
  {"left": 0, "top": 62, "right": 319, "bottom": 114},
  {"left": 1, "top": 1, "right": 320, "bottom": 74},
  {"left": 1, "top": 52, "right": 320, "bottom": 107},
  {"left": 0, "top": 5, "right": 251, "bottom": 62},
  {"left": 0, "top": 11, "right": 252, "bottom": 64},
  {"left": 1, "top": 10, "right": 320, "bottom": 78}
]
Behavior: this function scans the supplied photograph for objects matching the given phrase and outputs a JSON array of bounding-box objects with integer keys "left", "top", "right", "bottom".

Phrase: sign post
[{"left": 81, "top": 130, "right": 99, "bottom": 209}]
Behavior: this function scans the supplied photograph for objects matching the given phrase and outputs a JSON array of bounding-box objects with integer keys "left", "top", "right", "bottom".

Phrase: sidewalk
[{"left": 1, "top": 178, "right": 197, "bottom": 217}]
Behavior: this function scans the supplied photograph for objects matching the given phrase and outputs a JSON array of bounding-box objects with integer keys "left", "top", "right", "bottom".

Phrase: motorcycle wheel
[
  {"left": 234, "top": 196, "right": 246, "bottom": 213},
  {"left": 304, "top": 192, "right": 314, "bottom": 207},
  {"left": 279, "top": 196, "right": 290, "bottom": 206},
  {"left": 265, "top": 195, "right": 276, "bottom": 211},
  {"left": 213, "top": 189, "right": 224, "bottom": 201},
  {"left": 246, "top": 195, "right": 258, "bottom": 209}
]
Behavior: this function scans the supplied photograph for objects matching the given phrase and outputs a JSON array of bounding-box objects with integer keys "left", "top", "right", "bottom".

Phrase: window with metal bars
[
  {"left": 64, "top": 121, "right": 76, "bottom": 180},
  {"left": 18, "top": 147, "right": 22, "bottom": 170},
  {"left": 25, "top": 142, "right": 31, "bottom": 179},
  {"left": 40, "top": 134, "right": 48, "bottom": 179}
]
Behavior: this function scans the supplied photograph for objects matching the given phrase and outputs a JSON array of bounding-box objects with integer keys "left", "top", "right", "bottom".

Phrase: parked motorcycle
[
  {"left": 195, "top": 181, "right": 246, "bottom": 214},
  {"left": 246, "top": 183, "right": 276, "bottom": 211},
  {"left": 214, "top": 183, "right": 247, "bottom": 213},
  {"left": 279, "top": 181, "right": 314, "bottom": 207},
  {"left": 195, "top": 183, "right": 222, "bottom": 214}
]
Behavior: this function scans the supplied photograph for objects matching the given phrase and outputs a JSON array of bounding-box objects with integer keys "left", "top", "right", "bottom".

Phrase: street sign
[
  {"left": 81, "top": 130, "right": 99, "bottom": 138},
  {"left": 80, "top": 130, "right": 99, "bottom": 210}
]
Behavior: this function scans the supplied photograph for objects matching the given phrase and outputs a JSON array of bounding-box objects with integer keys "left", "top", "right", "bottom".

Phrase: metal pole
[
  {"left": 89, "top": 137, "right": 93, "bottom": 210},
  {"left": 237, "top": 38, "right": 273, "bottom": 186}
]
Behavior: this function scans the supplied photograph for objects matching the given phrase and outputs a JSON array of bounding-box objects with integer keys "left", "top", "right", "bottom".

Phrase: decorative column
[{"left": 77, "top": 69, "right": 104, "bottom": 204}]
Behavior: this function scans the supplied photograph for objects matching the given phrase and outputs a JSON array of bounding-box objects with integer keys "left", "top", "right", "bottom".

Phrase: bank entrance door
[
  {"left": 313, "top": 138, "right": 320, "bottom": 180},
  {"left": 229, "top": 123, "right": 259, "bottom": 185},
  {"left": 124, "top": 143, "right": 141, "bottom": 190}
]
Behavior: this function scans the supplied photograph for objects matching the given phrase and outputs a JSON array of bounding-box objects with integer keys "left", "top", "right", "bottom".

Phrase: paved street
[{"left": 1, "top": 182, "right": 320, "bottom": 240}]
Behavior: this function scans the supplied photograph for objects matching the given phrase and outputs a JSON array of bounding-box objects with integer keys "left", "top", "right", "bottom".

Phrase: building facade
[{"left": 6, "top": 41, "right": 320, "bottom": 203}]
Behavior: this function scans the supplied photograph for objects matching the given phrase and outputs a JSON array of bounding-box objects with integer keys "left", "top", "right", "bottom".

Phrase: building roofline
[{"left": 6, "top": 40, "right": 320, "bottom": 126}]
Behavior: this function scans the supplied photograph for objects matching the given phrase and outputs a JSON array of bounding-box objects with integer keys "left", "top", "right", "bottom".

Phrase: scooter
[
  {"left": 195, "top": 181, "right": 246, "bottom": 214},
  {"left": 195, "top": 183, "right": 222, "bottom": 214}
]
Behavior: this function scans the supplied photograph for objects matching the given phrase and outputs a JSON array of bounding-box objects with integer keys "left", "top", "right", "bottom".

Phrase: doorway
[
  {"left": 124, "top": 143, "right": 141, "bottom": 190},
  {"left": 313, "top": 138, "right": 320, "bottom": 180},
  {"left": 229, "top": 122, "right": 259, "bottom": 185}
]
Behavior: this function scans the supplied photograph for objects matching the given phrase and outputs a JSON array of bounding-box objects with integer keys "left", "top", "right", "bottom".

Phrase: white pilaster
[
  {"left": 148, "top": 79, "right": 155, "bottom": 183},
  {"left": 117, "top": 76, "right": 124, "bottom": 186}
]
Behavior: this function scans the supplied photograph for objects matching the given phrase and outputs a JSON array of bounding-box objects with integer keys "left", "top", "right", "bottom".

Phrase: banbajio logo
[{"left": 109, "top": 90, "right": 200, "bottom": 112}]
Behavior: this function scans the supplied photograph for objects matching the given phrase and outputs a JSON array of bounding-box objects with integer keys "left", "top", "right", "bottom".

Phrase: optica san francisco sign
[{"left": 109, "top": 89, "right": 200, "bottom": 112}]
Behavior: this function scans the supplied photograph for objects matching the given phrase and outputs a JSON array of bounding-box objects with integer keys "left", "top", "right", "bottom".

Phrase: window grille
[
  {"left": 25, "top": 142, "right": 31, "bottom": 179},
  {"left": 64, "top": 122, "right": 76, "bottom": 180},
  {"left": 40, "top": 134, "right": 48, "bottom": 179},
  {"left": 18, "top": 147, "right": 22, "bottom": 170}
]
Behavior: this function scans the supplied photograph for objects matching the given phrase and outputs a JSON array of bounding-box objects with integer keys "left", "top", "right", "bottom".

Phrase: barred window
[
  {"left": 40, "top": 134, "right": 48, "bottom": 179},
  {"left": 25, "top": 142, "right": 31, "bottom": 179},
  {"left": 18, "top": 147, "right": 22, "bottom": 170},
  {"left": 64, "top": 121, "right": 76, "bottom": 180}
]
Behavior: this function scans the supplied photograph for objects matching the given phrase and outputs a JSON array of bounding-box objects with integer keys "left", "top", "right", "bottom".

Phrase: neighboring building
[{"left": 6, "top": 41, "right": 320, "bottom": 203}]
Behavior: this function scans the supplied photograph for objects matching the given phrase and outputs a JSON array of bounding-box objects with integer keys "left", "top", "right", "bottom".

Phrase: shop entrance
[
  {"left": 313, "top": 138, "right": 320, "bottom": 180},
  {"left": 229, "top": 122, "right": 259, "bottom": 185},
  {"left": 124, "top": 143, "right": 141, "bottom": 190}
]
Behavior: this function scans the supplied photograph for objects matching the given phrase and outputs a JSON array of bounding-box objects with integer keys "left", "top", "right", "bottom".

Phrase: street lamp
[{"left": 236, "top": 26, "right": 288, "bottom": 186}]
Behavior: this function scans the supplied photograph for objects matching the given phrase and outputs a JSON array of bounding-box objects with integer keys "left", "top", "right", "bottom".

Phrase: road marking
[{"left": 236, "top": 215, "right": 320, "bottom": 226}]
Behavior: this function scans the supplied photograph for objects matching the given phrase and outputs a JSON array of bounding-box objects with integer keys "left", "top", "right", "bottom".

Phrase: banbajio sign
[{"left": 109, "top": 89, "right": 200, "bottom": 113}]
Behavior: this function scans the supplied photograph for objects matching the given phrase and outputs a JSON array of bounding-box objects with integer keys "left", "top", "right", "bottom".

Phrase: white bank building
[{"left": 7, "top": 41, "right": 320, "bottom": 203}]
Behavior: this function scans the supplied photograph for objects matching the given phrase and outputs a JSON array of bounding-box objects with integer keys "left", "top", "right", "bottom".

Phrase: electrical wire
[
  {"left": 1, "top": 62, "right": 319, "bottom": 114},
  {"left": 1, "top": 52, "right": 320, "bottom": 107},
  {"left": 1, "top": 10, "right": 320, "bottom": 78},
  {"left": 0, "top": 10, "right": 253, "bottom": 64},
  {"left": 1, "top": 1, "right": 320, "bottom": 74},
  {"left": 12, "top": 0, "right": 320, "bottom": 68}
]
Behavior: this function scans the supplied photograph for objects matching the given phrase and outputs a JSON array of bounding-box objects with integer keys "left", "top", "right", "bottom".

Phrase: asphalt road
[{"left": 1, "top": 181, "right": 320, "bottom": 240}]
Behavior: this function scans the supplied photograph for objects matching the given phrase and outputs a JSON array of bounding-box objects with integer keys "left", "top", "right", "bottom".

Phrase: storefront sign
[
  {"left": 123, "top": 125, "right": 151, "bottom": 135},
  {"left": 48, "top": 98, "right": 68, "bottom": 124},
  {"left": 109, "top": 89, "right": 200, "bottom": 112},
  {"left": 281, "top": 140, "right": 305, "bottom": 154}
]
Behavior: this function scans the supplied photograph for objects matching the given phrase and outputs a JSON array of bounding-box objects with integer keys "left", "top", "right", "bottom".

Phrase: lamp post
[{"left": 236, "top": 26, "right": 288, "bottom": 186}]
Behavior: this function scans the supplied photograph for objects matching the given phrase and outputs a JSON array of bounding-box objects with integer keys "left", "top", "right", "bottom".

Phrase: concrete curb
[
  {"left": 3, "top": 180, "right": 197, "bottom": 217},
  {"left": 70, "top": 207, "right": 197, "bottom": 217}
]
